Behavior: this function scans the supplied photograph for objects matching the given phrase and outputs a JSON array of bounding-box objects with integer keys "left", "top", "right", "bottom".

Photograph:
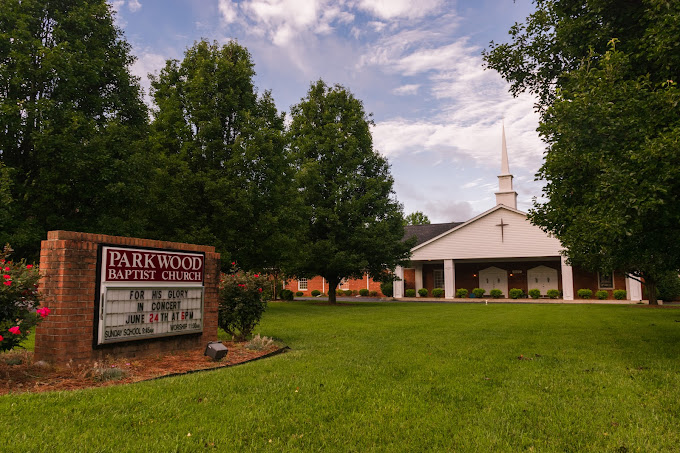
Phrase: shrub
[
  {"left": 405, "top": 289, "right": 417, "bottom": 297},
  {"left": 528, "top": 288, "right": 541, "bottom": 299},
  {"left": 359, "top": 288, "right": 370, "bottom": 296},
  {"left": 219, "top": 269, "right": 270, "bottom": 341},
  {"left": 432, "top": 288, "right": 444, "bottom": 298},
  {"left": 295, "top": 291, "right": 303, "bottom": 297},
  {"left": 311, "top": 289, "right": 321, "bottom": 297},
  {"left": 455, "top": 288, "right": 468, "bottom": 298},
  {"left": 472, "top": 288, "right": 485, "bottom": 298},
  {"left": 577, "top": 288, "right": 593, "bottom": 299},
  {"left": 280, "top": 289, "right": 294, "bottom": 301},
  {"left": 657, "top": 272, "right": 680, "bottom": 301},
  {"left": 546, "top": 289, "right": 560, "bottom": 299},
  {"left": 509, "top": 288, "right": 524, "bottom": 299},
  {"left": 613, "top": 289, "right": 627, "bottom": 300},
  {"left": 490, "top": 289, "right": 503, "bottom": 298},
  {"left": 380, "top": 281, "right": 394, "bottom": 297},
  {"left": 369, "top": 291, "right": 378, "bottom": 297},
  {"left": 418, "top": 288, "right": 429, "bottom": 297},
  {"left": 344, "top": 289, "right": 353, "bottom": 296},
  {"left": 595, "top": 290, "right": 609, "bottom": 300},
  {"left": 0, "top": 245, "right": 46, "bottom": 353}
]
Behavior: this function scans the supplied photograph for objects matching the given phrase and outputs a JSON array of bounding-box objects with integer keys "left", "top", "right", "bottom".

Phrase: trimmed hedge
[
  {"left": 595, "top": 290, "right": 608, "bottom": 300},
  {"left": 528, "top": 288, "right": 541, "bottom": 299},
  {"left": 613, "top": 289, "right": 627, "bottom": 300},
  {"left": 472, "top": 288, "right": 485, "bottom": 298},
  {"left": 577, "top": 288, "right": 593, "bottom": 299},
  {"left": 311, "top": 289, "right": 321, "bottom": 297},
  {"left": 280, "top": 289, "right": 294, "bottom": 301},
  {"left": 455, "top": 288, "right": 468, "bottom": 298},
  {"left": 432, "top": 288, "right": 444, "bottom": 298},
  {"left": 296, "top": 291, "right": 303, "bottom": 297},
  {"left": 418, "top": 288, "right": 429, "bottom": 297},
  {"left": 405, "top": 289, "right": 417, "bottom": 297},
  {"left": 509, "top": 288, "right": 524, "bottom": 299},
  {"left": 380, "top": 281, "right": 393, "bottom": 297},
  {"left": 359, "top": 288, "right": 370, "bottom": 296},
  {"left": 490, "top": 289, "right": 503, "bottom": 298},
  {"left": 546, "top": 289, "right": 560, "bottom": 299}
]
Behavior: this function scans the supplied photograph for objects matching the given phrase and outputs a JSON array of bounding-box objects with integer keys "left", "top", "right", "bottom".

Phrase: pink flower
[
  {"left": 26, "top": 264, "right": 33, "bottom": 269},
  {"left": 231, "top": 262, "right": 236, "bottom": 265},
  {"left": 3, "top": 281, "right": 10, "bottom": 286},
  {"left": 37, "top": 307, "right": 51, "bottom": 318},
  {"left": 8, "top": 326, "right": 21, "bottom": 335}
]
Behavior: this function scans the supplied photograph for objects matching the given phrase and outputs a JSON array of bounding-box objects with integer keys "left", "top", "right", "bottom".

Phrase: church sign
[{"left": 96, "top": 246, "right": 205, "bottom": 345}]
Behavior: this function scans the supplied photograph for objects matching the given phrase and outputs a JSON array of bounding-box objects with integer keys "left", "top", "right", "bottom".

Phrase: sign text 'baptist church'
[{"left": 96, "top": 246, "right": 205, "bottom": 344}]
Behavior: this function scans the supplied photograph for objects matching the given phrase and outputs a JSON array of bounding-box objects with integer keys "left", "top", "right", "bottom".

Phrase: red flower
[
  {"left": 37, "top": 307, "right": 51, "bottom": 318},
  {"left": 231, "top": 262, "right": 236, "bottom": 265},
  {"left": 3, "top": 267, "right": 8, "bottom": 272},
  {"left": 254, "top": 273, "right": 260, "bottom": 278},
  {"left": 3, "top": 274, "right": 10, "bottom": 279},
  {"left": 0, "top": 334, "right": 3, "bottom": 341},
  {"left": 3, "top": 281, "right": 10, "bottom": 286},
  {"left": 8, "top": 326, "right": 21, "bottom": 335},
  {"left": 26, "top": 264, "right": 33, "bottom": 269},
  {"left": 258, "top": 288, "right": 263, "bottom": 292}
]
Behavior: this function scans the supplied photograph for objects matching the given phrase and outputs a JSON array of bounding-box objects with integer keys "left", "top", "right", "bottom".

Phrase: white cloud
[
  {"left": 357, "top": 0, "right": 443, "bottom": 20},
  {"left": 130, "top": 51, "right": 169, "bottom": 107},
  {"left": 218, "top": 0, "right": 239, "bottom": 23},
  {"left": 128, "top": 0, "right": 141, "bottom": 12},
  {"left": 392, "top": 84, "right": 420, "bottom": 95}
]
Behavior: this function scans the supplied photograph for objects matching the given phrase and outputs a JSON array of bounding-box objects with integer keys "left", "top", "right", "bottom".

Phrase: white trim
[
  {"left": 560, "top": 256, "right": 574, "bottom": 300},
  {"left": 444, "top": 260, "right": 455, "bottom": 299},
  {"left": 394, "top": 266, "right": 404, "bottom": 298},
  {"left": 415, "top": 265, "right": 423, "bottom": 297},
  {"left": 298, "top": 278, "right": 308, "bottom": 291}
]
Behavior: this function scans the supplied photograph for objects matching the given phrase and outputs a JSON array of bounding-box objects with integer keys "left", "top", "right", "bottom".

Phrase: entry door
[
  {"left": 527, "top": 266, "right": 558, "bottom": 295},
  {"left": 479, "top": 266, "right": 508, "bottom": 297}
]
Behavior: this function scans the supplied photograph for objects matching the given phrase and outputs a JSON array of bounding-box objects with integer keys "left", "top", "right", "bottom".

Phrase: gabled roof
[
  {"left": 404, "top": 222, "right": 464, "bottom": 247},
  {"left": 407, "top": 204, "right": 528, "bottom": 251}
]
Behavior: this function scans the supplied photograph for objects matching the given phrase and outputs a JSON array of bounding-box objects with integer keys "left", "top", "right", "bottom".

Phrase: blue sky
[{"left": 110, "top": 0, "right": 544, "bottom": 222}]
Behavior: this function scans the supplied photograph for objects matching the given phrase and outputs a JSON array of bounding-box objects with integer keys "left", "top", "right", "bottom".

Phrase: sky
[{"left": 110, "top": 0, "right": 545, "bottom": 223}]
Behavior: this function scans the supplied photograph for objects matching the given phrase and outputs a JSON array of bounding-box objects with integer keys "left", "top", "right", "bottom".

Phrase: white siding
[{"left": 411, "top": 207, "right": 563, "bottom": 261}]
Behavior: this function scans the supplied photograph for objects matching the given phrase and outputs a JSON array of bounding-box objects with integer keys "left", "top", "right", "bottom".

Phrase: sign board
[{"left": 96, "top": 246, "right": 205, "bottom": 345}]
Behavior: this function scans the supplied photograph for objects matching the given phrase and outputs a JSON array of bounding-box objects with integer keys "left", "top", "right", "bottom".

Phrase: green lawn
[{"left": 2, "top": 302, "right": 680, "bottom": 452}]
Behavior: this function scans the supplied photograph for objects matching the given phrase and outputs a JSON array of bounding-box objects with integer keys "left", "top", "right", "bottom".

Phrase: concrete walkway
[{"left": 294, "top": 296, "right": 669, "bottom": 305}]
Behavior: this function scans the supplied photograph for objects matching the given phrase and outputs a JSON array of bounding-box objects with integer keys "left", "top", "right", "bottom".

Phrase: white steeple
[{"left": 495, "top": 121, "right": 518, "bottom": 209}]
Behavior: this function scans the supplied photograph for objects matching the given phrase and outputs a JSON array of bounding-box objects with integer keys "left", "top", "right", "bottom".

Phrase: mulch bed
[{"left": 0, "top": 341, "right": 286, "bottom": 395}]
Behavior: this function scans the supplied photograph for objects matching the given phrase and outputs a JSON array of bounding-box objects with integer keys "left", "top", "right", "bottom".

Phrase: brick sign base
[{"left": 35, "top": 231, "right": 220, "bottom": 363}]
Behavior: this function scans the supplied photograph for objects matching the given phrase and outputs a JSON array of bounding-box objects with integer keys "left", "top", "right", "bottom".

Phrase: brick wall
[
  {"left": 285, "top": 274, "right": 386, "bottom": 296},
  {"left": 35, "top": 231, "right": 220, "bottom": 364}
]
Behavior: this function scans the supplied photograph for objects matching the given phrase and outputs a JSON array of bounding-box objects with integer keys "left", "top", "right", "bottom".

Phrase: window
[
  {"left": 340, "top": 278, "right": 350, "bottom": 290},
  {"left": 298, "top": 278, "right": 308, "bottom": 291},
  {"left": 598, "top": 272, "right": 614, "bottom": 289},
  {"left": 433, "top": 269, "right": 444, "bottom": 289}
]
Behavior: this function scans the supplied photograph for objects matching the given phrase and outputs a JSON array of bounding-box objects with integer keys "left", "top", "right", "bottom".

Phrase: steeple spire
[{"left": 495, "top": 121, "right": 518, "bottom": 209}]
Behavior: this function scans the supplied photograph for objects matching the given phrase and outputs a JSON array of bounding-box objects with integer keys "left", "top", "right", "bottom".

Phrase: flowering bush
[
  {"left": 1, "top": 244, "right": 47, "bottom": 352},
  {"left": 218, "top": 265, "right": 270, "bottom": 342}
]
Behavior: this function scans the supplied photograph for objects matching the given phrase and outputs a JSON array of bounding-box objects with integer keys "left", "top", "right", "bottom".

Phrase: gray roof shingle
[{"left": 404, "top": 222, "right": 463, "bottom": 247}]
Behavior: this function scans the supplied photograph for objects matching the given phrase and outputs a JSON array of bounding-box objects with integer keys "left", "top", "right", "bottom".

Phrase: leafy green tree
[
  {"left": 484, "top": 1, "right": 680, "bottom": 304},
  {"left": 289, "top": 80, "right": 414, "bottom": 304},
  {"left": 0, "top": 0, "right": 149, "bottom": 259},
  {"left": 405, "top": 211, "right": 431, "bottom": 225},
  {"left": 148, "top": 40, "right": 298, "bottom": 274}
]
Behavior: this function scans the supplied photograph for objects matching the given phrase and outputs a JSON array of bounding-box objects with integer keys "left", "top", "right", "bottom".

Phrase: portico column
[
  {"left": 394, "top": 265, "right": 404, "bottom": 298},
  {"left": 444, "top": 259, "right": 455, "bottom": 299},
  {"left": 560, "top": 256, "right": 574, "bottom": 300},
  {"left": 415, "top": 264, "right": 423, "bottom": 297},
  {"left": 626, "top": 275, "right": 642, "bottom": 301}
]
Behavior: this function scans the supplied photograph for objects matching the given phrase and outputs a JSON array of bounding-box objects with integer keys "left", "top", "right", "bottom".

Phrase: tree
[
  {"left": 148, "top": 40, "right": 298, "bottom": 273},
  {"left": 484, "top": 1, "right": 680, "bottom": 304},
  {"left": 289, "top": 80, "right": 414, "bottom": 304},
  {"left": 405, "top": 211, "right": 431, "bottom": 225},
  {"left": 0, "top": 0, "right": 150, "bottom": 259}
]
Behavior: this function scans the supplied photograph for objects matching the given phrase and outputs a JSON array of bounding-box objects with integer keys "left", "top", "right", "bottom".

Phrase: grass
[{"left": 2, "top": 302, "right": 680, "bottom": 451}]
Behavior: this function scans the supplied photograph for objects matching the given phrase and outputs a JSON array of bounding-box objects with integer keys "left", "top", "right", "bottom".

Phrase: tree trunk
[
  {"left": 646, "top": 279, "right": 658, "bottom": 305},
  {"left": 327, "top": 278, "right": 339, "bottom": 304}
]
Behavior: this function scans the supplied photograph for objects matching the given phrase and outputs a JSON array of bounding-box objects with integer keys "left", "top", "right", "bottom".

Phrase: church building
[{"left": 393, "top": 125, "right": 643, "bottom": 301}]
